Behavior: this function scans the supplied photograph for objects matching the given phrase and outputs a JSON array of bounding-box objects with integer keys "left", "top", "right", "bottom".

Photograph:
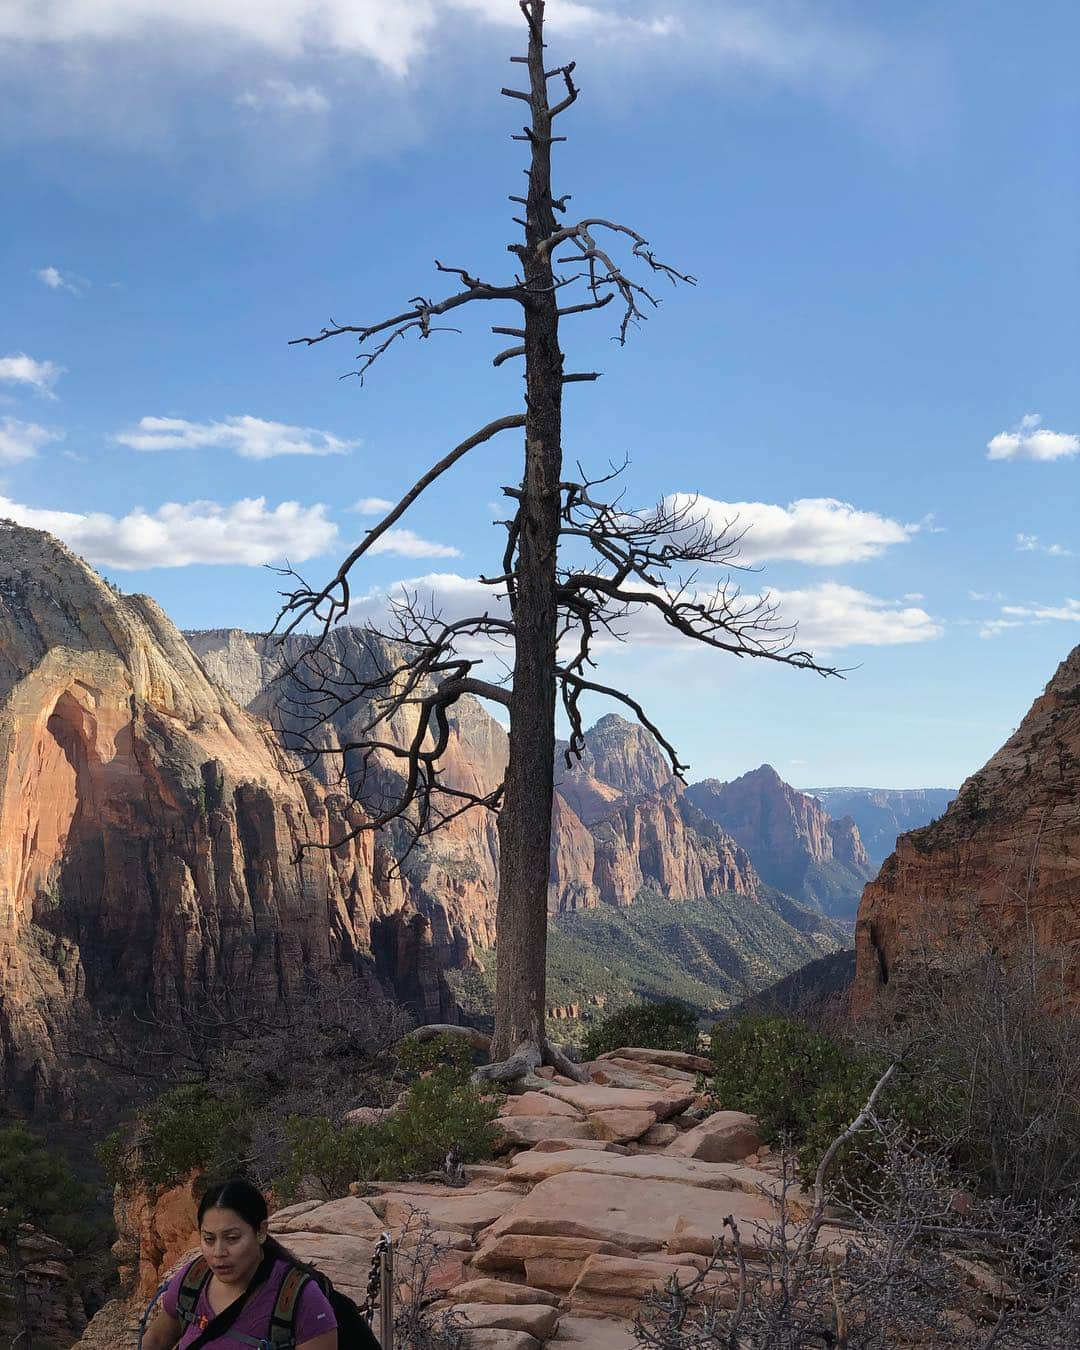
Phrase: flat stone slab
[
  {"left": 269, "top": 1196, "right": 383, "bottom": 1238},
  {"left": 587, "top": 1108, "right": 656, "bottom": 1143},
  {"left": 666, "top": 1110, "right": 764, "bottom": 1164},
  {"left": 549, "top": 1315, "right": 639, "bottom": 1350},
  {"left": 568, "top": 1254, "right": 703, "bottom": 1318},
  {"left": 497, "top": 1117, "right": 594, "bottom": 1148},
  {"left": 455, "top": 1303, "right": 561, "bottom": 1339},
  {"left": 484, "top": 1171, "right": 775, "bottom": 1253},
  {"left": 452, "top": 1279, "right": 561, "bottom": 1307},
  {"left": 461, "top": 1331, "right": 540, "bottom": 1350},
  {"left": 505, "top": 1148, "right": 783, "bottom": 1196},
  {"left": 275, "top": 1231, "right": 373, "bottom": 1302},
  {"left": 543, "top": 1083, "right": 694, "bottom": 1121},
  {"left": 529, "top": 1138, "right": 629, "bottom": 1154},
  {"left": 598, "top": 1047, "right": 713, "bottom": 1073},
  {"left": 597, "top": 1058, "right": 699, "bottom": 1085},
  {"left": 500, "top": 1092, "right": 584, "bottom": 1119},
  {"left": 471, "top": 1233, "right": 631, "bottom": 1290},
  {"left": 380, "top": 1189, "right": 519, "bottom": 1237}
]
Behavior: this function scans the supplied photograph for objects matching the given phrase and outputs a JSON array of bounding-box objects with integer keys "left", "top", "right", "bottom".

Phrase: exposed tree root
[{"left": 473, "top": 1038, "right": 589, "bottom": 1088}]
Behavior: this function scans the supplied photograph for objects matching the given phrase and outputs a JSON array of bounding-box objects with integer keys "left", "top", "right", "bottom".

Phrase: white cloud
[
  {"left": 0, "top": 418, "right": 62, "bottom": 463},
  {"left": 764, "top": 582, "right": 943, "bottom": 649},
  {"left": 987, "top": 413, "right": 1079, "bottom": 463},
  {"left": 352, "top": 496, "right": 394, "bottom": 515},
  {"left": 0, "top": 353, "right": 64, "bottom": 396},
  {"left": 0, "top": 495, "right": 337, "bottom": 568},
  {"left": 366, "top": 528, "right": 460, "bottom": 559},
  {"left": 0, "top": 1, "right": 882, "bottom": 185},
  {"left": 349, "top": 571, "right": 940, "bottom": 653},
  {"left": 1015, "top": 533, "right": 1073, "bottom": 558},
  {"left": 663, "top": 493, "right": 918, "bottom": 565},
  {"left": 238, "top": 78, "right": 329, "bottom": 114},
  {"left": 36, "top": 265, "right": 85, "bottom": 295},
  {"left": 114, "top": 414, "right": 357, "bottom": 459},
  {"left": 980, "top": 597, "right": 1080, "bottom": 638}
]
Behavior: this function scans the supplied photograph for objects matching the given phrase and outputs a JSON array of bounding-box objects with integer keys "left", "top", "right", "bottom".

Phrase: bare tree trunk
[{"left": 492, "top": 0, "right": 563, "bottom": 1061}]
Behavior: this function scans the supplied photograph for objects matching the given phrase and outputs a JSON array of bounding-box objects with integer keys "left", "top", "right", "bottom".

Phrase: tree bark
[{"left": 491, "top": 0, "right": 563, "bottom": 1061}]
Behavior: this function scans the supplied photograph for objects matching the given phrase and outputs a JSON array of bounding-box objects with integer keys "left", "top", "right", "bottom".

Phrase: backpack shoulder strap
[
  {"left": 176, "top": 1256, "right": 212, "bottom": 1326},
  {"left": 268, "top": 1265, "right": 314, "bottom": 1347}
]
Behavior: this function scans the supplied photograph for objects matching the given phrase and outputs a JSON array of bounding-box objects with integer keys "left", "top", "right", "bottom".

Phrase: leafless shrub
[
  {"left": 392, "top": 1208, "right": 467, "bottom": 1350},
  {"left": 635, "top": 1078, "right": 1080, "bottom": 1349}
]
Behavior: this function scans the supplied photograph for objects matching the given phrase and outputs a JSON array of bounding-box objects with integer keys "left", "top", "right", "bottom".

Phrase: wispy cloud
[
  {"left": 664, "top": 494, "right": 919, "bottom": 565},
  {"left": 352, "top": 497, "right": 394, "bottom": 516},
  {"left": 987, "top": 413, "right": 1079, "bottom": 463},
  {"left": 1015, "top": 533, "right": 1073, "bottom": 558},
  {"left": 36, "top": 265, "right": 86, "bottom": 295},
  {"left": 980, "top": 597, "right": 1080, "bottom": 638},
  {"left": 366, "top": 528, "right": 460, "bottom": 559},
  {"left": 0, "top": 494, "right": 337, "bottom": 569},
  {"left": 237, "top": 79, "right": 329, "bottom": 115},
  {"left": 0, "top": 353, "right": 65, "bottom": 397},
  {"left": 114, "top": 414, "right": 358, "bottom": 459},
  {"left": 0, "top": 418, "right": 62, "bottom": 463}
]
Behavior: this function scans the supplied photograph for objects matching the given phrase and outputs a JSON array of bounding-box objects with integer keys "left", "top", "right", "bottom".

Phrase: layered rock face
[
  {"left": 853, "top": 645, "right": 1080, "bottom": 1009},
  {"left": 190, "top": 638, "right": 762, "bottom": 921},
  {"left": 804, "top": 787, "right": 956, "bottom": 866},
  {"left": 0, "top": 526, "right": 442, "bottom": 1107},
  {"left": 685, "top": 766, "right": 874, "bottom": 920},
  {"left": 551, "top": 716, "right": 759, "bottom": 912}
]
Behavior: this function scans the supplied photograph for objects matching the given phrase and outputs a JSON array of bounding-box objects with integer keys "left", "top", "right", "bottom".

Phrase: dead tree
[{"left": 277, "top": 0, "right": 838, "bottom": 1070}]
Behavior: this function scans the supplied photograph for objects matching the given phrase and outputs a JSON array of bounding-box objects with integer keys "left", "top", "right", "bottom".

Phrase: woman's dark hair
[{"left": 197, "top": 1176, "right": 297, "bottom": 1268}]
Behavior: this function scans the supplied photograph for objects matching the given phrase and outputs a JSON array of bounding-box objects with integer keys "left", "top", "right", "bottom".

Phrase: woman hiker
[{"left": 140, "top": 1177, "right": 338, "bottom": 1350}]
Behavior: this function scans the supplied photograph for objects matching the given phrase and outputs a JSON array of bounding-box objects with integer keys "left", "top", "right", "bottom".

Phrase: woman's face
[{"left": 199, "top": 1206, "right": 267, "bottom": 1288}]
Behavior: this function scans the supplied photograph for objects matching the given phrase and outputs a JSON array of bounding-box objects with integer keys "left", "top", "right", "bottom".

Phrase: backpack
[{"left": 170, "top": 1254, "right": 383, "bottom": 1350}]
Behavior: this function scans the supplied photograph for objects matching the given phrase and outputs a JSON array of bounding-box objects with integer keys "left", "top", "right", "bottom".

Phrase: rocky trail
[{"left": 77, "top": 1045, "right": 819, "bottom": 1350}]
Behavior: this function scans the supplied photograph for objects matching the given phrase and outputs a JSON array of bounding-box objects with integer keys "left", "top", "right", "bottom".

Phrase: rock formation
[
  {"left": 0, "top": 526, "right": 438, "bottom": 1108},
  {"left": 0, "top": 525, "right": 845, "bottom": 1108},
  {"left": 853, "top": 645, "right": 1080, "bottom": 1009},
  {"left": 804, "top": 786, "right": 956, "bottom": 865},
  {"left": 685, "top": 766, "right": 874, "bottom": 919}
]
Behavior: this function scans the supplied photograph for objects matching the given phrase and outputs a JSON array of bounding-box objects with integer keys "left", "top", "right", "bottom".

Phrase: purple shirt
[{"left": 162, "top": 1257, "right": 337, "bottom": 1347}]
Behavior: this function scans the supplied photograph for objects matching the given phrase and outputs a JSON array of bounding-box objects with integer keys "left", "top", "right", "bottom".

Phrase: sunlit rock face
[
  {"left": 853, "top": 645, "right": 1080, "bottom": 1011},
  {"left": 0, "top": 524, "right": 426, "bottom": 1108}
]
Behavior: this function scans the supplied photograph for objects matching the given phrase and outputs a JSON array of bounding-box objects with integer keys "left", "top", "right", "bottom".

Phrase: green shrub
[
  {"left": 276, "top": 1049, "right": 499, "bottom": 1201},
  {"left": 100, "top": 1084, "right": 252, "bottom": 1189},
  {"left": 707, "top": 1013, "right": 852, "bottom": 1137},
  {"left": 706, "top": 1014, "right": 948, "bottom": 1197},
  {"left": 582, "top": 998, "right": 700, "bottom": 1060}
]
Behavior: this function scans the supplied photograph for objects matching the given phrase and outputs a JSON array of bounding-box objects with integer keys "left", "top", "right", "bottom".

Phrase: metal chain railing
[{"left": 361, "top": 1231, "right": 395, "bottom": 1348}]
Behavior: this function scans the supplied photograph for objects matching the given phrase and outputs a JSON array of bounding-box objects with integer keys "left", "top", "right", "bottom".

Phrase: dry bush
[{"left": 635, "top": 1084, "right": 1080, "bottom": 1349}]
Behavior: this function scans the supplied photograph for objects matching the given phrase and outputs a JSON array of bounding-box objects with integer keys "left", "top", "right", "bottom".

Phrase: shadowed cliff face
[
  {"left": 685, "top": 766, "right": 874, "bottom": 920},
  {"left": 0, "top": 526, "right": 450, "bottom": 1108},
  {"left": 853, "top": 645, "right": 1080, "bottom": 1010}
]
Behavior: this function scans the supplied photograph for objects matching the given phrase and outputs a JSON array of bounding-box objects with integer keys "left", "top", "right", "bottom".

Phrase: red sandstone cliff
[
  {"left": 853, "top": 644, "right": 1080, "bottom": 1009},
  {"left": 685, "top": 766, "right": 873, "bottom": 919},
  {"left": 0, "top": 526, "right": 447, "bottom": 1108}
]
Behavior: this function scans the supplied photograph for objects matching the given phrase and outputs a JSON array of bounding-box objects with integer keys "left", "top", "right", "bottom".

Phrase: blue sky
[{"left": 1, "top": 0, "right": 1077, "bottom": 789}]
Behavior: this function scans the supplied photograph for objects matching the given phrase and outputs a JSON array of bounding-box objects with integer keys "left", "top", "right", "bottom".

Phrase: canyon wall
[
  {"left": 686, "top": 765, "right": 874, "bottom": 919},
  {"left": 853, "top": 645, "right": 1080, "bottom": 1008},
  {"left": 0, "top": 526, "right": 447, "bottom": 1108}
]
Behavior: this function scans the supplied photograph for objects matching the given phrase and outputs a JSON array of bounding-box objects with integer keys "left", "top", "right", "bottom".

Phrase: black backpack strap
[
  {"left": 268, "top": 1266, "right": 312, "bottom": 1347},
  {"left": 175, "top": 1256, "right": 212, "bottom": 1326}
]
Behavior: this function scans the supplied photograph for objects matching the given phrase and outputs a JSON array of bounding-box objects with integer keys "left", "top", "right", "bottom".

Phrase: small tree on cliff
[{"left": 277, "top": 0, "right": 836, "bottom": 1071}]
